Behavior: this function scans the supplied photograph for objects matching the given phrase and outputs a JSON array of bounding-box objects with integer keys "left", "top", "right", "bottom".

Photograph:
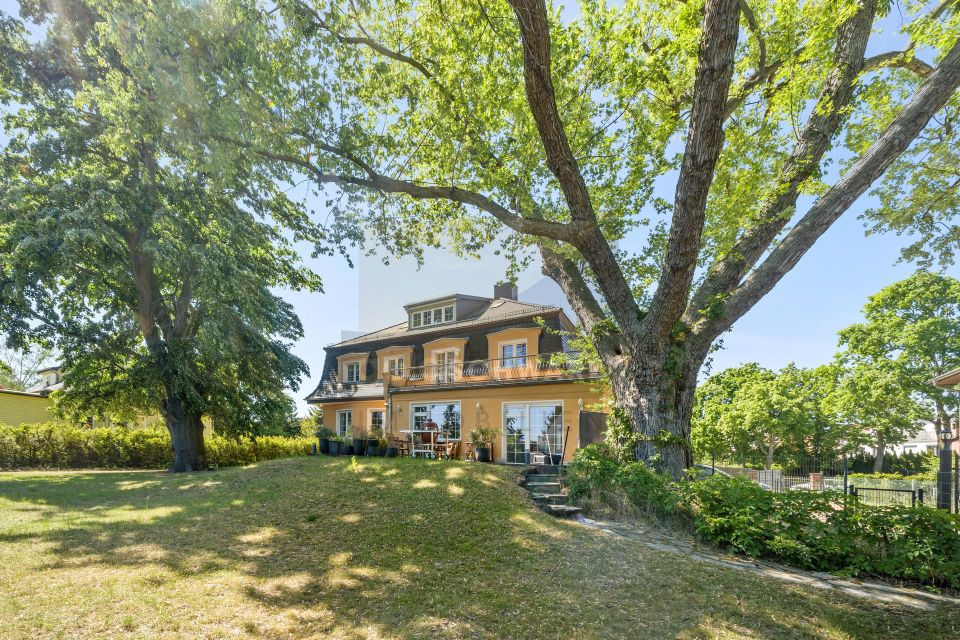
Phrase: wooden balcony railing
[{"left": 386, "top": 353, "right": 597, "bottom": 389}]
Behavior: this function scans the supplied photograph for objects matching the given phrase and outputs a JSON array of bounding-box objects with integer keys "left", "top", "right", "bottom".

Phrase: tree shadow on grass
[{"left": 0, "top": 457, "right": 956, "bottom": 639}]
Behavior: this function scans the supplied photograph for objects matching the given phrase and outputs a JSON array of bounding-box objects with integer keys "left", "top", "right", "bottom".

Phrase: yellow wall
[
  {"left": 319, "top": 399, "right": 388, "bottom": 437},
  {"left": 387, "top": 381, "right": 604, "bottom": 462},
  {"left": 0, "top": 391, "right": 59, "bottom": 426}
]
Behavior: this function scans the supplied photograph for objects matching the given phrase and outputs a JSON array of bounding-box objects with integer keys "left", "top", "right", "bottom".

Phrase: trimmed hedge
[
  {"left": 568, "top": 444, "right": 960, "bottom": 588},
  {"left": 0, "top": 422, "right": 313, "bottom": 470}
]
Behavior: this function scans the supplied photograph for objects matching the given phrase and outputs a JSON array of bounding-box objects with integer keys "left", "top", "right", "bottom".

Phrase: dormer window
[
  {"left": 345, "top": 362, "right": 360, "bottom": 383},
  {"left": 411, "top": 304, "right": 455, "bottom": 328}
]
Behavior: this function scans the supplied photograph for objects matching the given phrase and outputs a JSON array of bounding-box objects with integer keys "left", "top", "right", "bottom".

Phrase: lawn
[{"left": 0, "top": 457, "right": 957, "bottom": 639}]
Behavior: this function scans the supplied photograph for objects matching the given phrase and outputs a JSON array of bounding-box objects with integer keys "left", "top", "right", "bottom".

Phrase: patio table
[{"left": 398, "top": 428, "right": 443, "bottom": 458}]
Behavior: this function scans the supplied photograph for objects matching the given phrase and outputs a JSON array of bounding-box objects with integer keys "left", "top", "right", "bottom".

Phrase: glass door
[
  {"left": 504, "top": 404, "right": 528, "bottom": 464},
  {"left": 434, "top": 350, "right": 457, "bottom": 383},
  {"left": 504, "top": 403, "right": 564, "bottom": 464}
]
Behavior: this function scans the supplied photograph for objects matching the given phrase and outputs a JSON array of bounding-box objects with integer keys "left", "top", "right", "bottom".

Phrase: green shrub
[
  {"left": 0, "top": 422, "right": 312, "bottom": 470},
  {"left": 568, "top": 445, "right": 686, "bottom": 523},
  {"left": 569, "top": 450, "right": 960, "bottom": 588}
]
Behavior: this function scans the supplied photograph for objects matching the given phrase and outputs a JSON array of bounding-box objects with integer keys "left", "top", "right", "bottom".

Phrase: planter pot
[
  {"left": 476, "top": 446, "right": 491, "bottom": 463},
  {"left": 367, "top": 439, "right": 379, "bottom": 454},
  {"left": 342, "top": 444, "right": 354, "bottom": 456},
  {"left": 547, "top": 453, "right": 562, "bottom": 465},
  {"left": 328, "top": 440, "right": 341, "bottom": 456},
  {"left": 352, "top": 438, "right": 366, "bottom": 456},
  {"left": 311, "top": 443, "right": 318, "bottom": 455},
  {"left": 319, "top": 438, "right": 330, "bottom": 455},
  {"left": 385, "top": 446, "right": 398, "bottom": 458}
]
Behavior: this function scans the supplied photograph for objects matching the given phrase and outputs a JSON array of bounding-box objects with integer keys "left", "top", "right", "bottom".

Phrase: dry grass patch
[{"left": 0, "top": 457, "right": 957, "bottom": 639}]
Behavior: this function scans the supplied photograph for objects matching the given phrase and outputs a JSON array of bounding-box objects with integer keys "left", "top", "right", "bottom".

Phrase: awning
[{"left": 932, "top": 367, "right": 960, "bottom": 389}]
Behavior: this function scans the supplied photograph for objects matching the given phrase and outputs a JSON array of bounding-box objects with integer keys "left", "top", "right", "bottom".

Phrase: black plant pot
[
  {"left": 476, "top": 446, "right": 491, "bottom": 463},
  {"left": 342, "top": 444, "right": 354, "bottom": 456},
  {"left": 319, "top": 438, "right": 330, "bottom": 455},
  {"left": 386, "top": 446, "right": 398, "bottom": 458},
  {"left": 547, "top": 453, "right": 562, "bottom": 465},
  {"left": 352, "top": 438, "right": 366, "bottom": 456},
  {"left": 367, "top": 438, "right": 379, "bottom": 454},
  {"left": 328, "top": 440, "right": 341, "bottom": 456}
]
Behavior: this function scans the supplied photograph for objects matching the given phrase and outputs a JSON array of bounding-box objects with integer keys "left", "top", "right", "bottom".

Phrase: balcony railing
[{"left": 386, "top": 353, "right": 597, "bottom": 389}]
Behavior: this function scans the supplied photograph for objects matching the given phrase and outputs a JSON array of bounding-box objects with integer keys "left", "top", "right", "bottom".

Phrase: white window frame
[
  {"left": 409, "top": 400, "right": 462, "bottom": 440},
  {"left": 500, "top": 401, "right": 564, "bottom": 464},
  {"left": 433, "top": 349, "right": 458, "bottom": 383},
  {"left": 336, "top": 410, "right": 352, "bottom": 438},
  {"left": 368, "top": 409, "right": 384, "bottom": 434},
  {"left": 344, "top": 361, "right": 361, "bottom": 383},
  {"left": 384, "top": 356, "right": 405, "bottom": 377},
  {"left": 410, "top": 304, "right": 456, "bottom": 328},
  {"left": 499, "top": 339, "right": 528, "bottom": 368}
]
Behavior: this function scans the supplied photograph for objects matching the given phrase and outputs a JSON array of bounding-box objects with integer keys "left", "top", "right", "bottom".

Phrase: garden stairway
[{"left": 523, "top": 465, "right": 581, "bottom": 518}]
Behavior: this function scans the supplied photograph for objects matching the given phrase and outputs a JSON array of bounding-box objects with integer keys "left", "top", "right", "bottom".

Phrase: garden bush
[
  {"left": 569, "top": 445, "right": 960, "bottom": 588},
  {"left": 0, "top": 422, "right": 312, "bottom": 470}
]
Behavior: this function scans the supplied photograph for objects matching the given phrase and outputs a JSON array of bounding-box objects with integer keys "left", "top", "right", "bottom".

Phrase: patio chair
[
  {"left": 391, "top": 437, "right": 410, "bottom": 457},
  {"left": 444, "top": 441, "right": 459, "bottom": 460},
  {"left": 463, "top": 442, "right": 476, "bottom": 462}
]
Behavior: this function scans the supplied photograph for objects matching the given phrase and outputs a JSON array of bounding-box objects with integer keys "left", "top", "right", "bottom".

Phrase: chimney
[{"left": 494, "top": 282, "right": 518, "bottom": 301}]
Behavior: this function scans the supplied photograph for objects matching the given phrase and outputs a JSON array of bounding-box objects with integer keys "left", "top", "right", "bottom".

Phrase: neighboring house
[
  {"left": 1, "top": 365, "right": 164, "bottom": 429},
  {"left": 932, "top": 367, "right": 960, "bottom": 455},
  {"left": 307, "top": 284, "right": 606, "bottom": 463},
  {"left": 888, "top": 422, "right": 939, "bottom": 455},
  {"left": 0, "top": 366, "right": 62, "bottom": 426}
]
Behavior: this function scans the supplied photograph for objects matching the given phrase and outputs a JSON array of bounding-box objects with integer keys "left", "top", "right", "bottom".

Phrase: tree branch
[
  {"left": 506, "top": 0, "right": 596, "bottom": 224},
  {"left": 687, "top": 0, "right": 878, "bottom": 335},
  {"left": 863, "top": 50, "right": 934, "bottom": 78},
  {"left": 713, "top": 36, "right": 960, "bottom": 336},
  {"left": 643, "top": 0, "right": 740, "bottom": 347}
]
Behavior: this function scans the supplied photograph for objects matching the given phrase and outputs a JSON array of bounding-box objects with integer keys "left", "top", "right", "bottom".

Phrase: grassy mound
[{"left": 0, "top": 456, "right": 956, "bottom": 639}]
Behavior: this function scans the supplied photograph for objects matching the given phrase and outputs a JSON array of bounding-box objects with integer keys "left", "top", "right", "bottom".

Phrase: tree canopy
[
  {"left": 204, "top": 0, "right": 960, "bottom": 475},
  {"left": 3, "top": 0, "right": 960, "bottom": 474},
  {"left": 0, "top": 0, "right": 329, "bottom": 469},
  {"left": 838, "top": 271, "right": 960, "bottom": 433}
]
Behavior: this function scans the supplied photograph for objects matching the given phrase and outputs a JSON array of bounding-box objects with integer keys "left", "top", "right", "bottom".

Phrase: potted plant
[
  {"left": 471, "top": 427, "right": 501, "bottom": 463},
  {"left": 328, "top": 436, "right": 342, "bottom": 456},
  {"left": 385, "top": 439, "right": 399, "bottom": 458},
  {"left": 317, "top": 427, "right": 335, "bottom": 455},
  {"left": 352, "top": 427, "right": 368, "bottom": 456},
  {"left": 342, "top": 440, "right": 354, "bottom": 456}
]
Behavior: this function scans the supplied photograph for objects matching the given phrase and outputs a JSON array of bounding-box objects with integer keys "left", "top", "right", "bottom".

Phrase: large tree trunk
[
  {"left": 607, "top": 352, "right": 699, "bottom": 479},
  {"left": 765, "top": 438, "right": 776, "bottom": 471},
  {"left": 873, "top": 432, "right": 886, "bottom": 473},
  {"left": 164, "top": 388, "right": 205, "bottom": 472}
]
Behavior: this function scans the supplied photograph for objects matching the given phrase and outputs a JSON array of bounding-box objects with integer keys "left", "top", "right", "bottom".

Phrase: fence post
[
  {"left": 918, "top": 488, "right": 924, "bottom": 506},
  {"left": 842, "top": 454, "right": 848, "bottom": 497}
]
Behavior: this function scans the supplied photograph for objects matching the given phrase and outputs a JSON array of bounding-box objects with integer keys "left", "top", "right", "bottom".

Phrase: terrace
[{"left": 385, "top": 353, "right": 601, "bottom": 390}]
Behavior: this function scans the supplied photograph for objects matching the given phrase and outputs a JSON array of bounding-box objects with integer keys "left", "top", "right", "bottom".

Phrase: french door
[
  {"left": 434, "top": 350, "right": 457, "bottom": 383},
  {"left": 504, "top": 403, "right": 563, "bottom": 464}
]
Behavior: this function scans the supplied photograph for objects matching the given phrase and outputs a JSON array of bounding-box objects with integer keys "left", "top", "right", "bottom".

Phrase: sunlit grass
[{"left": 0, "top": 456, "right": 956, "bottom": 639}]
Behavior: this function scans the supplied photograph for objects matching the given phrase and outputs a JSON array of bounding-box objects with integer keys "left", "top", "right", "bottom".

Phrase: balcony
[{"left": 386, "top": 353, "right": 599, "bottom": 390}]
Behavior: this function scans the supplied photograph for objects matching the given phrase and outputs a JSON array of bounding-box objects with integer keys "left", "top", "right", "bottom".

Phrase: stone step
[
  {"left": 534, "top": 464, "right": 562, "bottom": 475},
  {"left": 526, "top": 481, "right": 562, "bottom": 493},
  {"left": 545, "top": 504, "right": 582, "bottom": 518},
  {"left": 530, "top": 492, "right": 569, "bottom": 506},
  {"left": 526, "top": 474, "right": 560, "bottom": 483}
]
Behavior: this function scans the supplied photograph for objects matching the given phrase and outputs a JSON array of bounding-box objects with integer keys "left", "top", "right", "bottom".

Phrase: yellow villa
[{"left": 306, "top": 284, "right": 607, "bottom": 463}]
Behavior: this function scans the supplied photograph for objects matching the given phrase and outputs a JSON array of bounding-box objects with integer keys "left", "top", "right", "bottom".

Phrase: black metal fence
[{"left": 695, "top": 452, "right": 960, "bottom": 513}]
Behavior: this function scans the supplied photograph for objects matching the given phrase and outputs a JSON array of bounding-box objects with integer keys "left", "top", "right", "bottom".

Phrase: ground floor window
[
  {"left": 411, "top": 402, "right": 461, "bottom": 440},
  {"left": 369, "top": 409, "right": 384, "bottom": 435},
  {"left": 503, "top": 402, "right": 563, "bottom": 464},
  {"left": 336, "top": 410, "right": 352, "bottom": 438}
]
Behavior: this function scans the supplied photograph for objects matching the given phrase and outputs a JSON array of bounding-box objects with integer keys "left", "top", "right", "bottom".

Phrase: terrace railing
[{"left": 386, "top": 353, "right": 597, "bottom": 389}]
